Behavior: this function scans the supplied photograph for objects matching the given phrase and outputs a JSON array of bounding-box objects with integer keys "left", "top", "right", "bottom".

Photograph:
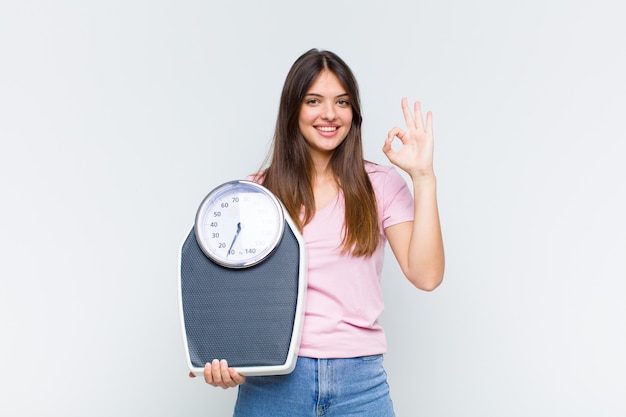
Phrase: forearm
[{"left": 406, "top": 173, "right": 445, "bottom": 290}]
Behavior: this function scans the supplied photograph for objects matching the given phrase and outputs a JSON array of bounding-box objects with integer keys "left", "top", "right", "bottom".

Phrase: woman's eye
[
  {"left": 338, "top": 99, "right": 350, "bottom": 106},
  {"left": 305, "top": 98, "right": 319, "bottom": 105}
]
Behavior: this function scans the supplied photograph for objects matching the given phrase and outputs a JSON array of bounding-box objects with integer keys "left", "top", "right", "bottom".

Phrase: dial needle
[{"left": 226, "top": 222, "right": 241, "bottom": 257}]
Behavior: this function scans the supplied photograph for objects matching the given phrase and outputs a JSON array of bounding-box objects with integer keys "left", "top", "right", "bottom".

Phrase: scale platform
[{"left": 178, "top": 211, "right": 306, "bottom": 376}]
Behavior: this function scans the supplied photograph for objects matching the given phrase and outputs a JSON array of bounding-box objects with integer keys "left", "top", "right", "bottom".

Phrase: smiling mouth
[{"left": 316, "top": 126, "right": 338, "bottom": 132}]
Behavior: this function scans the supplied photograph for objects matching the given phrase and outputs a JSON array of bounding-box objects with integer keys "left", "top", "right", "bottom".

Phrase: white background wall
[{"left": 1, "top": 1, "right": 624, "bottom": 416}]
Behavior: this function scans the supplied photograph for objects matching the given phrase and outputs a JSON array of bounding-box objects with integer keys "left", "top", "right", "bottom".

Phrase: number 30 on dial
[{"left": 194, "top": 180, "right": 285, "bottom": 268}]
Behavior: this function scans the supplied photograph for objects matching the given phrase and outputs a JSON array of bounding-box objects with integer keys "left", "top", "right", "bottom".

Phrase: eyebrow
[{"left": 304, "top": 92, "right": 350, "bottom": 98}]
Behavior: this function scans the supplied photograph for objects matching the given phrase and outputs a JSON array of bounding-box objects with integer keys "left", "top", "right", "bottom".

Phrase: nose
[{"left": 321, "top": 102, "right": 336, "bottom": 120}]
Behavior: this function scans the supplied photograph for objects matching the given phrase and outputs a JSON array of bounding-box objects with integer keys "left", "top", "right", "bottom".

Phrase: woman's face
[{"left": 298, "top": 70, "right": 353, "bottom": 159}]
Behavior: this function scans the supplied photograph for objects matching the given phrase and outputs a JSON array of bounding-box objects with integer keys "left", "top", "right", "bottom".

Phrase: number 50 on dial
[{"left": 194, "top": 180, "right": 285, "bottom": 268}]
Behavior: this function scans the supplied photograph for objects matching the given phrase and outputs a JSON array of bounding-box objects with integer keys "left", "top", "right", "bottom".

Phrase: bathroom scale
[{"left": 178, "top": 180, "right": 307, "bottom": 376}]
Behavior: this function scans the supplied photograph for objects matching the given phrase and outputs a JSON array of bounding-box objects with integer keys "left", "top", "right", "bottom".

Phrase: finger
[
  {"left": 413, "top": 101, "right": 425, "bottom": 131},
  {"left": 400, "top": 97, "right": 417, "bottom": 130},
  {"left": 382, "top": 138, "right": 394, "bottom": 156},
  {"left": 203, "top": 359, "right": 221, "bottom": 385},
  {"left": 217, "top": 359, "right": 245, "bottom": 388},
  {"left": 382, "top": 134, "right": 401, "bottom": 160},
  {"left": 211, "top": 359, "right": 225, "bottom": 386},
  {"left": 203, "top": 361, "right": 214, "bottom": 384},
  {"left": 387, "top": 127, "right": 405, "bottom": 143},
  {"left": 425, "top": 110, "right": 433, "bottom": 134},
  {"left": 228, "top": 367, "right": 246, "bottom": 386},
  {"left": 218, "top": 359, "right": 237, "bottom": 388},
  {"left": 189, "top": 371, "right": 196, "bottom": 378}
]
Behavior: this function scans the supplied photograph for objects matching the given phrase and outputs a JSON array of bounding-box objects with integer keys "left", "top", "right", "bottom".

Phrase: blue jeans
[{"left": 233, "top": 355, "right": 395, "bottom": 417}]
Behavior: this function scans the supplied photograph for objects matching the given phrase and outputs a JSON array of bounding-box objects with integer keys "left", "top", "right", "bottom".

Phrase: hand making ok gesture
[{"left": 382, "top": 98, "right": 435, "bottom": 179}]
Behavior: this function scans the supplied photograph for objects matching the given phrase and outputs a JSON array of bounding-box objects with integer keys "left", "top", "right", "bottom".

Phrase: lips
[{"left": 315, "top": 125, "right": 339, "bottom": 132}]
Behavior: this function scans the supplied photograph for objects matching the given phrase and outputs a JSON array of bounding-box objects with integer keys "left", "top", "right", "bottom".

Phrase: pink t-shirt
[{"left": 298, "top": 162, "right": 414, "bottom": 358}]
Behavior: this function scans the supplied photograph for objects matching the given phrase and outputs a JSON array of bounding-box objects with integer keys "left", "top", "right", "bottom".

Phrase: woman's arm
[{"left": 382, "top": 99, "right": 445, "bottom": 290}]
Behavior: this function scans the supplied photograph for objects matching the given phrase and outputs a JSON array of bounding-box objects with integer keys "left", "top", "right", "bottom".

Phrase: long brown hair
[{"left": 260, "top": 49, "right": 380, "bottom": 257}]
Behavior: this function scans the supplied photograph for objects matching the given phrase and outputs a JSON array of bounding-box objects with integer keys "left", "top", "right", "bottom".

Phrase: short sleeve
[{"left": 366, "top": 163, "right": 414, "bottom": 231}]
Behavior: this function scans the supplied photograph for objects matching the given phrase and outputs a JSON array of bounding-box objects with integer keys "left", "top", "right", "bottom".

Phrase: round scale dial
[{"left": 194, "top": 180, "right": 285, "bottom": 268}]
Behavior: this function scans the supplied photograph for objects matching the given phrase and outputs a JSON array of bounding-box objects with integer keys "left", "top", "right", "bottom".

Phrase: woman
[{"left": 193, "top": 48, "right": 444, "bottom": 416}]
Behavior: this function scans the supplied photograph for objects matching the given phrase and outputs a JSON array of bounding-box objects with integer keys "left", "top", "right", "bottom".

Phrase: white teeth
[{"left": 316, "top": 126, "right": 337, "bottom": 132}]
